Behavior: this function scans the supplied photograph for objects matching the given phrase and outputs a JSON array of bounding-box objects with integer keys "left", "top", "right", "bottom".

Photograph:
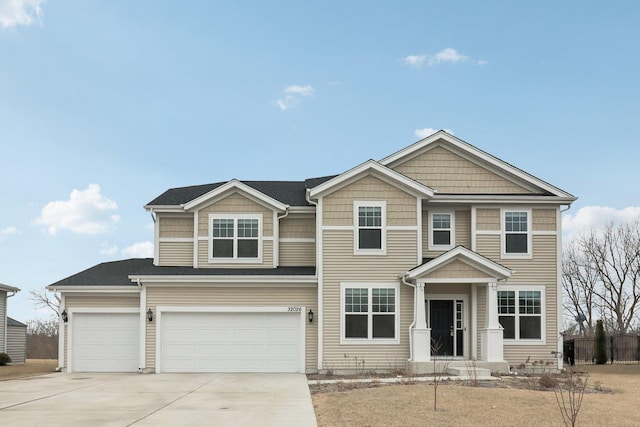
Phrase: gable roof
[
  {"left": 406, "top": 246, "right": 511, "bottom": 281},
  {"left": 308, "top": 159, "right": 435, "bottom": 199},
  {"left": 7, "top": 317, "right": 26, "bottom": 327},
  {"left": 46, "top": 259, "right": 316, "bottom": 289},
  {"left": 182, "top": 179, "right": 288, "bottom": 212},
  {"left": 0, "top": 283, "right": 20, "bottom": 293},
  {"left": 381, "top": 130, "right": 576, "bottom": 200}
]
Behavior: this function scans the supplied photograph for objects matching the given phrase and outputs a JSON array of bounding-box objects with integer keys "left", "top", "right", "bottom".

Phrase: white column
[
  {"left": 411, "top": 283, "right": 431, "bottom": 361},
  {"left": 481, "top": 281, "right": 504, "bottom": 362}
]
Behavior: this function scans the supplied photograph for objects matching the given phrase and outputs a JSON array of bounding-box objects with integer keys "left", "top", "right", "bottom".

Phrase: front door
[{"left": 428, "top": 299, "right": 465, "bottom": 357}]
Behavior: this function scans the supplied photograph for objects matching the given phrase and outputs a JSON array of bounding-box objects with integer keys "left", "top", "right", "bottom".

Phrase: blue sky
[{"left": 1, "top": 0, "right": 639, "bottom": 321}]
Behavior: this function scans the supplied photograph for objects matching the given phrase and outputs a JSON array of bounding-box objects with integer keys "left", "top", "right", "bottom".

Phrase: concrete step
[{"left": 447, "top": 366, "right": 493, "bottom": 379}]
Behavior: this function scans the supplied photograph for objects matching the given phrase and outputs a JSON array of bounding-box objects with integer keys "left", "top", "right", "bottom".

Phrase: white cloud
[
  {"left": 99, "top": 242, "right": 119, "bottom": 256},
  {"left": 414, "top": 128, "right": 455, "bottom": 139},
  {"left": 402, "top": 48, "right": 487, "bottom": 70},
  {"left": 0, "top": 0, "right": 44, "bottom": 28},
  {"left": 121, "top": 241, "right": 153, "bottom": 258},
  {"left": 35, "top": 184, "right": 120, "bottom": 236},
  {"left": 0, "top": 226, "right": 19, "bottom": 239},
  {"left": 277, "top": 84, "right": 314, "bottom": 110},
  {"left": 562, "top": 206, "right": 640, "bottom": 241}
]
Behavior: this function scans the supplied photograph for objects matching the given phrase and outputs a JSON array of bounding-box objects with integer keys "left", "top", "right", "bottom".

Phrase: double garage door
[
  {"left": 70, "top": 310, "right": 303, "bottom": 373},
  {"left": 159, "top": 311, "right": 302, "bottom": 373}
]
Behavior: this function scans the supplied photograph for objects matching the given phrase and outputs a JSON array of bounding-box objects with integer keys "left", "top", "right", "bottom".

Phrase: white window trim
[
  {"left": 353, "top": 201, "right": 387, "bottom": 255},
  {"left": 501, "top": 208, "right": 532, "bottom": 259},
  {"left": 340, "top": 282, "right": 400, "bottom": 345},
  {"left": 208, "top": 213, "right": 263, "bottom": 263},
  {"left": 497, "top": 285, "right": 546, "bottom": 345},
  {"left": 428, "top": 210, "right": 455, "bottom": 251}
]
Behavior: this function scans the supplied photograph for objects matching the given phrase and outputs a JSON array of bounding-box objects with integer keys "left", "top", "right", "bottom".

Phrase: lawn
[
  {"left": 0, "top": 359, "right": 58, "bottom": 381},
  {"left": 312, "top": 365, "right": 640, "bottom": 426}
]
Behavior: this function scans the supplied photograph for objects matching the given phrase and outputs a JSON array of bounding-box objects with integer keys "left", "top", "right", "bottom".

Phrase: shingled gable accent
[
  {"left": 381, "top": 130, "right": 576, "bottom": 200},
  {"left": 182, "top": 179, "right": 288, "bottom": 212},
  {"left": 307, "top": 159, "right": 435, "bottom": 199},
  {"left": 406, "top": 246, "right": 511, "bottom": 281}
]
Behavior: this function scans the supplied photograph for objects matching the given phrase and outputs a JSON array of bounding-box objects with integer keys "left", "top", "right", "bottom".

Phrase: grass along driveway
[
  {"left": 0, "top": 359, "right": 58, "bottom": 381},
  {"left": 312, "top": 365, "right": 640, "bottom": 426}
]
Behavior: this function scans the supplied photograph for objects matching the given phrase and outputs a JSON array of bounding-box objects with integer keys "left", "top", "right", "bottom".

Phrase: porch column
[
  {"left": 411, "top": 283, "right": 431, "bottom": 361},
  {"left": 481, "top": 281, "right": 504, "bottom": 362}
]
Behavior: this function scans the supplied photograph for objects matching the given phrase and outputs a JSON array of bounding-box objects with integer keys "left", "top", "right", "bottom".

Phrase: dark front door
[{"left": 430, "top": 300, "right": 454, "bottom": 356}]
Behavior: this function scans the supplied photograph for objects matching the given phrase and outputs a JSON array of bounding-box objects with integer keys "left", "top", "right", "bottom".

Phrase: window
[
  {"left": 342, "top": 283, "right": 398, "bottom": 343},
  {"left": 354, "top": 201, "right": 386, "bottom": 254},
  {"left": 209, "top": 214, "right": 261, "bottom": 262},
  {"left": 503, "top": 210, "right": 531, "bottom": 257},
  {"left": 498, "top": 288, "right": 543, "bottom": 341},
  {"left": 429, "top": 211, "right": 454, "bottom": 250}
]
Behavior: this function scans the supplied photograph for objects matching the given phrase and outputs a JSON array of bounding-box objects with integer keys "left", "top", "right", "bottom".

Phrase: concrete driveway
[{"left": 0, "top": 372, "right": 317, "bottom": 426}]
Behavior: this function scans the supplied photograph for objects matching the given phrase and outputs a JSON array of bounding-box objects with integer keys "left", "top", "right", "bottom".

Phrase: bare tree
[
  {"left": 563, "top": 218, "right": 640, "bottom": 334},
  {"left": 29, "top": 288, "right": 60, "bottom": 317}
]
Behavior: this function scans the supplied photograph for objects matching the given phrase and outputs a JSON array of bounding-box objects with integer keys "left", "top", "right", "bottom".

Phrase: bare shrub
[{"left": 554, "top": 369, "right": 588, "bottom": 427}]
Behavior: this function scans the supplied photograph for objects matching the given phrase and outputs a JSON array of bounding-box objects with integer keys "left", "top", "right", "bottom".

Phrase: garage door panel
[
  {"left": 161, "top": 311, "right": 302, "bottom": 373},
  {"left": 72, "top": 313, "right": 139, "bottom": 372}
]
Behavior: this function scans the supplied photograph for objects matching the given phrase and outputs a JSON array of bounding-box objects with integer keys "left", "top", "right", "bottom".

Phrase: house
[
  {"left": 47, "top": 131, "right": 576, "bottom": 374},
  {"left": 1, "top": 283, "right": 25, "bottom": 364}
]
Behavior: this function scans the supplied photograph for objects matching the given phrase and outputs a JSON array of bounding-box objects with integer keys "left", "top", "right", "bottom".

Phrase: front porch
[{"left": 403, "top": 246, "right": 513, "bottom": 374}]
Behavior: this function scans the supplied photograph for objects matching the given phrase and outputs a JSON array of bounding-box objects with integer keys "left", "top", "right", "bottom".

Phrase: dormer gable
[{"left": 182, "top": 179, "right": 288, "bottom": 213}]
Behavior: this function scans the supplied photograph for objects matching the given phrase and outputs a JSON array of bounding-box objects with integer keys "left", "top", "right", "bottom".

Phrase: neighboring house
[
  {"left": 6, "top": 317, "right": 27, "bottom": 364},
  {"left": 47, "top": 131, "right": 576, "bottom": 374},
  {"left": 1, "top": 283, "right": 22, "bottom": 363}
]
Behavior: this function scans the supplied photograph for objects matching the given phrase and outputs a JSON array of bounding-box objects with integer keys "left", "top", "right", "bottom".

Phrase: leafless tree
[
  {"left": 29, "top": 288, "right": 59, "bottom": 317},
  {"left": 26, "top": 318, "right": 58, "bottom": 359},
  {"left": 563, "top": 218, "right": 640, "bottom": 334}
]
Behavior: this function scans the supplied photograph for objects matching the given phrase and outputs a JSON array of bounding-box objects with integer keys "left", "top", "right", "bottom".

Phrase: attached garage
[
  {"left": 157, "top": 307, "right": 305, "bottom": 373},
  {"left": 70, "top": 310, "right": 139, "bottom": 372}
]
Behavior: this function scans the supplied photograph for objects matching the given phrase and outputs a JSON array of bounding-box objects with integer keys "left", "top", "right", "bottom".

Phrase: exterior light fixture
[
  {"left": 308, "top": 309, "right": 314, "bottom": 323},
  {"left": 147, "top": 308, "right": 153, "bottom": 322},
  {"left": 61, "top": 310, "right": 68, "bottom": 323}
]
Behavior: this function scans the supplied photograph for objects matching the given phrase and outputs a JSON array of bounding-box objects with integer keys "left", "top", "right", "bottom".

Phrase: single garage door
[
  {"left": 160, "top": 311, "right": 302, "bottom": 373},
  {"left": 71, "top": 312, "right": 139, "bottom": 372}
]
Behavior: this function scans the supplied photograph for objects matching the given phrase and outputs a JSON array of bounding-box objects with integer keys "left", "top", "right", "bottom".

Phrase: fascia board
[
  {"left": 144, "top": 206, "right": 185, "bottom": 213},
  {"left": 129, "top": 275, "right": 318, "bottom": 284},
  {"left": 308, "top": 160, "right": 434, "bottom": 199},
  {"left": 408, "top": 247, "right": 511, "bottom": 280},
  {"left": 182, "top": 179, "right": 288, "bottom": 212},
  {"left": 0, "top": 284, "right": 20, "bottom": 293},
  {"left": 46, "top": 286, "right": 140, "bottom": 293},
  {"left": 430, "top": 195, "right": 578, "bottom": 204},
  {"left": 380, "top": 131, "right": 575, "bottom": 200}
]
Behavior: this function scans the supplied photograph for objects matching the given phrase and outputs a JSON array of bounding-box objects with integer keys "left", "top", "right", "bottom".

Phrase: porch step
[{"left": 447, "top": 366, "right": 493, "bottom": 379}]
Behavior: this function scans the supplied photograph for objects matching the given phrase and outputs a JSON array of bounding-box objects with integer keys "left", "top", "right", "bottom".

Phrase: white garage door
[
  {"left": 160, "top": 311, "right": 302, "bottom": 373},
  {"left": 71, "top": 312, "right": 139, "bottom": 372}
]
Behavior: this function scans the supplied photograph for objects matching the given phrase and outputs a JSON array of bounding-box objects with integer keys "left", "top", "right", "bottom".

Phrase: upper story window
[
  {"left": 502, "top": 209, "right": 531, "bottom": 258},
  {"left": 209, "top": 214, "right": 262, "bottom": 263},
  {"left": 498, "top": 287, "right": 544, "bottom": 342},
  {"left": 354, "top": 201, "right": 386, "bottom": 254},
  {"left": 341, "top": 283, "right": 399, "bottom": 344},
  {"left": 429, "top": 211, "right": 455, "bottom": 250}
]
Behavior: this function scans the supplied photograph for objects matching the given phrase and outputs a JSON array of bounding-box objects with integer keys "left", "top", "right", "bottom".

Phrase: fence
[{"left": 564, "top": 333, "right": 640, "bottom": 365}]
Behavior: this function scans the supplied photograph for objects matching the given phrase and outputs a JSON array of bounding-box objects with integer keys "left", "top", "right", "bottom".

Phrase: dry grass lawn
[
  {"left": 312, "top": 365, "right": 640, "bottom": 426},
  {"left": 0, "top": 359, "right": 58, "bottom": 381}
]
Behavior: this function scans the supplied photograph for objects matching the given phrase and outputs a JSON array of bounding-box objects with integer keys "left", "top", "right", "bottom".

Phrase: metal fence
[{"left": 564, "top": 333, "right": 640, "bottom": 365}]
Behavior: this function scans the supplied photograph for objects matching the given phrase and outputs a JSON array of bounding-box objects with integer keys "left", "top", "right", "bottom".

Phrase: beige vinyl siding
[
  {"left": 7, "top": 325, "right": 26, "bottom": 363},
  {"left": 145, "top": 286, "right": 318, "bottom": 372},
  {"left": 425, "top": 260, "right": 494, "bottom": 280},
  {"left": 197, "top": 239, "right": 273, "bottom": 268},
  {"left": 280, "top": 242, "right": 315, "bottom": 266},
  {"left": 158, "top": 215, "right": 194, "bottom": 238},
  {"left": 62, "top": 295, "right": 140, "bottom": 369},
  {"left": 0, "top": 292, "right": 6, "bottom": 353},
  {"left": 195, "top": 192, "right": 274, "bottom": 267},
  {"left": 476, "top": 234, "right": 559, "bottom": 365},
  {"left": 321, "top": 229, "right": 417, "bottom": 371},
  {"left": 158, "top": 241, "right": 194, "bottom": 266},
  {"left": 393, "top": 145, "right": 533, "bottom": 194},
  {"left": 476, "top": 208, "right": 500, "bottom": 231},
  {"left": 425, "top": 283, "right": 471, "bottom": 295},
  {"left": 323, "top": 175, "right": 417, "bottom": 226},
  {"left": 533, "top": 208, "right": 557, "bottom": 231},
  {"left": 280, "top": 216, "right": 315, "bottom": 239},
  {"left": 422, "top": 208, "right": 471, "bottom": 258}
]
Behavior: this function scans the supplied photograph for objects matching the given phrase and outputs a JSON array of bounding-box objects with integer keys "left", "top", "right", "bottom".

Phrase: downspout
[
  {"left": 401, "top": 273, "right": 416, "bottom": 362},
  {"left": 276, "top": 207, "right": 290, "bottom": 268},
  {"left": 305, "top": 189, "right": 321, "bottom": 371}
]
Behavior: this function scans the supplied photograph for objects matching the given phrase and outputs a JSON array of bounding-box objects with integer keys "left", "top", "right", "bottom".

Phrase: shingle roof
[
  {"left": 7, "top": 317, "right": 26, "bottom": 327},
  {"left": 47, "top": 258, "right": 316, "bottom": 288},
  {"left": 147, "top": 181, "right": 312, "bottom": 207}
]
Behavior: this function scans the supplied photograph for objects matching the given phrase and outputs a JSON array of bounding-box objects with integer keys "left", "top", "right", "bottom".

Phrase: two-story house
[{"left": 47, "top": 131, "right": 576, "bottom": 374}]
